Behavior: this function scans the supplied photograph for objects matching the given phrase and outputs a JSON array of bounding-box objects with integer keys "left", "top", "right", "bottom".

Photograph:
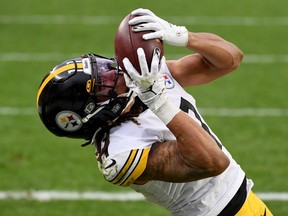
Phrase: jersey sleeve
[{"left": 98, "top": 148, "right": 150, "bottom": 187}]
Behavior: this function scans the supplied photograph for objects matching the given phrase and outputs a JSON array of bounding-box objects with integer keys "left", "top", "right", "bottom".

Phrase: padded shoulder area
[{"left": 98, "top": 148, "right": 150, "bottom": 187}]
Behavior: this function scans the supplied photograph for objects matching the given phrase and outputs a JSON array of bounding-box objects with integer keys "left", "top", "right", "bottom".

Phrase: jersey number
[{"left": 179, "top": 97, "right": 222, "bottom": 149}]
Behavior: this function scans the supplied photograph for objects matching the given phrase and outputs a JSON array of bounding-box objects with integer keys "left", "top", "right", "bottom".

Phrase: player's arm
[
  {"left": 123, "top": 48, "right": 230, "bottom": 184},
  {"left": 134, "top": 112, "right": 229, "bottom": 184},
  {"left": 129, "top": 8, "right": 243, "bottom": 86},
  {"left": 167, "top": 32, "right": 243, "bottom": 86}
]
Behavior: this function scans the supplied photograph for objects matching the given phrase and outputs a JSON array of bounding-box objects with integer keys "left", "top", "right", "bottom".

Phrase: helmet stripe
[{"left": 36, "top": 63, "right": 83, "bottom": 105}]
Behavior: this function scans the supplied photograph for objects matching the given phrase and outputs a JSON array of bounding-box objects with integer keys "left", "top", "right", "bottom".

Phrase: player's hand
[
  {"left": 129, "top": 8, "right": 188, "bottom": 47},
  {"left": 123, "top": 48, "right": 167, "bottom": 112}
]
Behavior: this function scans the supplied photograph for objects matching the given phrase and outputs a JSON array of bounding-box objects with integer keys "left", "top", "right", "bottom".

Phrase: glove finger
[
  {"left": 123, "top": 73, "right": 136, "bottom": 89},
  {"left": 132, "top": 23, "right": 161, "bottom": 32},
  {"left": 131, "top": 8, "right": 155, "bottom": 16},
  {"left": 151, "top": 48, "right": 161, "bottom": 77},
  {"left": 143, "top": 31, "right": 164, "bottom": 41},
  {"left": 122, "top": 57, "right": 141, "bottom": 81},
  {"left": 137, "top": 48, "right": 149, "bottom": 76},
  {"left": 159, "top": 56, "right": 166, "bottom": 75},
  {"left": 129, "top": 15, "right": 157, "bottom": 26}
]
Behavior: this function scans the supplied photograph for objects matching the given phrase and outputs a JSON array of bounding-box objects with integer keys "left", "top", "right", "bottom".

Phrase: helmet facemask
[
  {"left": 82, "top": 53, "right": 119, "bottom": 102},
  {"left": 79, "top": 53, "right": 135, "bottom": 129}
]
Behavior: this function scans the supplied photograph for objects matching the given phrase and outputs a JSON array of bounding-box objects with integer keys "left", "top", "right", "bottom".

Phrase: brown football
[{"left": 114, "top": 13, "right": 164, "bottom": 74}]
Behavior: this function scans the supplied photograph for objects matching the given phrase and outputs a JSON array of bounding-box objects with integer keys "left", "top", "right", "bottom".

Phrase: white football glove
[
  {"left": 129, "top": 8, "right": 188, "bottom": 47},
  {"left": 123, "top": 48, "right": 167, "bottom": 112},
  {"left": 123, "top": 48, "right": 180, "bottom": 125}
]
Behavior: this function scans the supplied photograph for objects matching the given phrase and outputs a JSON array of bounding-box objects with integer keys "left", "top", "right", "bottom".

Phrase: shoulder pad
[{"left": 98, "top": 148, "right": 150, "bottom": 187}]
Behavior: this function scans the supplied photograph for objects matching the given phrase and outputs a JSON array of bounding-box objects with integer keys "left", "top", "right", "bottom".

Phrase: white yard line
[
  {"left": 1, "top": 53, "right": 288, "bottom": 64},
  {"left": 257, "top": 192, "right": 288, "bottom": 201},
  {"left": 0, "top": 191, "right": 144, "bottom": 201},
  {"left": 1, "top": 15, "right": 288, "bottom": 26},
  {"left": 1, "top": 107, "right": 288, "bottom": 117},
  {"left": 0, "top": 107, "right": 36, "bottom": 116},
  {"left": 0, "top": 15, "right": 118, "bottom": 25},
  {"left": 199, "top": 108, "right": 288, "bottom": 117},
  {"left": 0, "top": 191, "right": 287, "bottom": 201}
]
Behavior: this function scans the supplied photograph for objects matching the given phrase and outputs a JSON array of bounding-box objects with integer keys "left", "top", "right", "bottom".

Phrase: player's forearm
[
  {"left": 186, "top": 32, "right": 243, "bottom": 70},
  {"left": 155, "top": 99, "right": 228, "bottom": 173},
  {"left": 166, "top": 111, "right": 230, "bottom": 175}
]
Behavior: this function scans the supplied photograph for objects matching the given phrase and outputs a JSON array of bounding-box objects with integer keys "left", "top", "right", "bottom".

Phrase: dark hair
[{"left": 88, "top": 98, "right": 145, "bottom": 162}]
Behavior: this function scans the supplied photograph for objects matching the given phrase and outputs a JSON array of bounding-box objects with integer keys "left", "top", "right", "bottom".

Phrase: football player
[{"left": 37, "top": 8, "right": 272, "bottom": 216}]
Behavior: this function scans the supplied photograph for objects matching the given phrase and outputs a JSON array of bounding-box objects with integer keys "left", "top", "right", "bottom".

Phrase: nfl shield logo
[{"left": 163, "top": 73, "right": 175, "bottom": 89}]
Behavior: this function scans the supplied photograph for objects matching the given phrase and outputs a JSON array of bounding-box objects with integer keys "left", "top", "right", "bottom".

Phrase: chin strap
[
  {"left": 78, "top": 106, "right": 105, "bottom": 124},
  {"left": 119, "top": 90, "right": 137, "bottom": 114},
  {"left": 78, "top": 89, "right": 136, "bottom": 125},
  {"left": 80, "top": 89, "right": 136, "bottom": 147}
]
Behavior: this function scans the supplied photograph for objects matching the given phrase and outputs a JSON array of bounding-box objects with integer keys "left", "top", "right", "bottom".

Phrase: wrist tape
[{"left": 153, "top": 98, "right": 181, "bottom": 125}]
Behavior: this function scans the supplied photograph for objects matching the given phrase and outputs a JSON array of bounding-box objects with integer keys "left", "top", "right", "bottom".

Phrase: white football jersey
[{"left": 97, "top": 64, "right": 248, "bottom": 216}]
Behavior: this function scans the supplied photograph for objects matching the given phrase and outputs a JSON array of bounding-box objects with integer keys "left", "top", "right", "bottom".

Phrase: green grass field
[{"left": 0, "top": 0, "right": 287, "bottom": 215}]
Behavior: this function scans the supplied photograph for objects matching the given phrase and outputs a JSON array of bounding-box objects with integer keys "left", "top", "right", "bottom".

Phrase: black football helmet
[{"left": 37, "top": 53, "right": 134, "bottom": 140}]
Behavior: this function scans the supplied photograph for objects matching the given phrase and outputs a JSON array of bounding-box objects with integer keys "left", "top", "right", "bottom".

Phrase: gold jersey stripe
[
  {"left": 121, "top": 148, "right": 150, "bottom": 187},
  {"left": 111, "top": 149, "right": 138, "bottom": 185},
  {"left": 36, "top": 62, "right": 83, "bottom": 105}
]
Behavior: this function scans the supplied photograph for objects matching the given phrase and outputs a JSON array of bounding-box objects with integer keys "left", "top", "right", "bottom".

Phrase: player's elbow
[
  {"left": 207, "top": 154, "right": 230, "bottom": 177},
  {"left": 185, "top": 152, "right": 230, "bottom": 179},
  {"left": 230, "top": 48, "right": 244, "bottom": 70}
]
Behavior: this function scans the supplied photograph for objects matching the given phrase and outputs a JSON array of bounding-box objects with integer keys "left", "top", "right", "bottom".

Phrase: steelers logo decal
[{"left": 56, "top": 111, "right": 83, "bottom": 132}]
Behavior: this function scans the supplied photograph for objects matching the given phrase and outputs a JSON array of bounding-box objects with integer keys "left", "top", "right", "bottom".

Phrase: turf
[{"left": 0, "top": 0, "right": 287, "bottom": 215}]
